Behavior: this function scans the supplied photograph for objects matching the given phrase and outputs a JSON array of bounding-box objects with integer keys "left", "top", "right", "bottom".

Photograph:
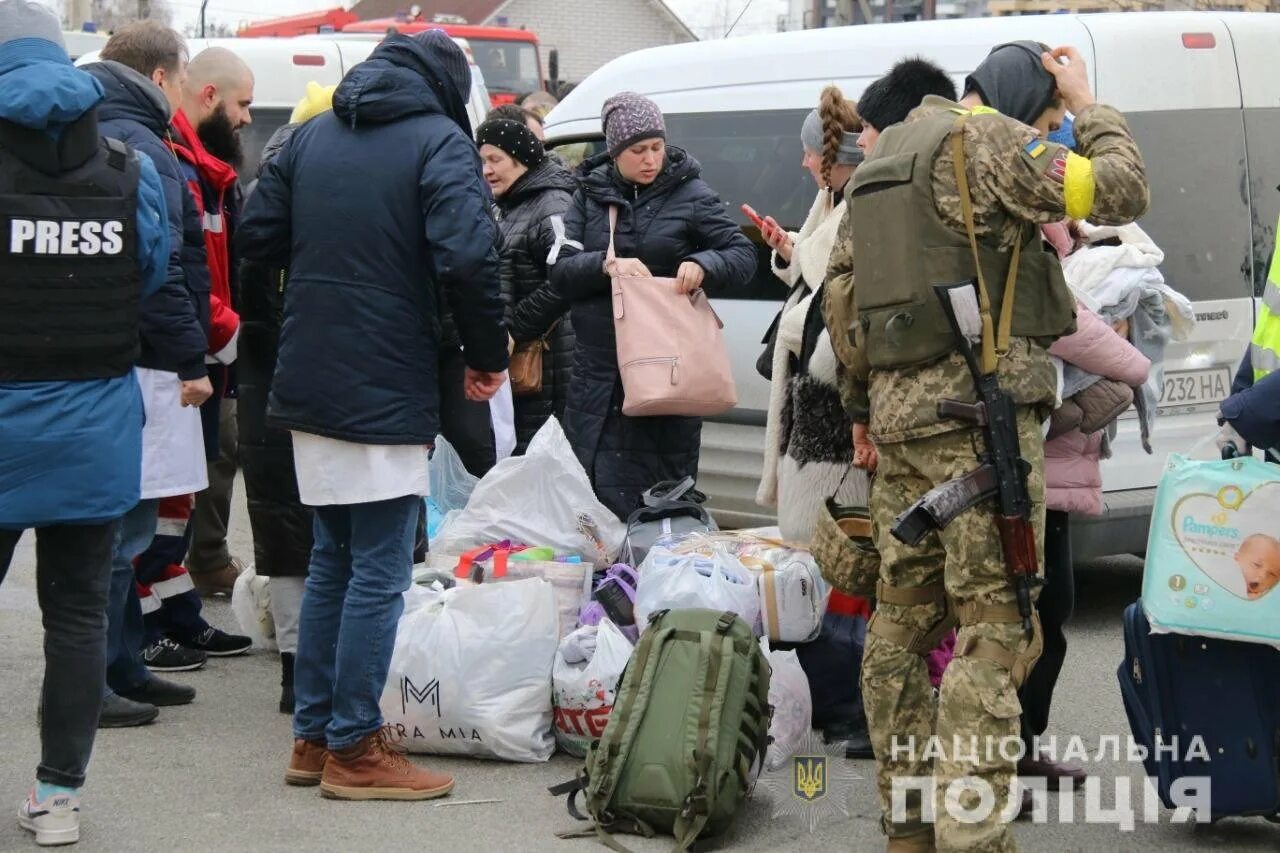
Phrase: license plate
[{"left": 1158, "top": 367, "right": 1232, "bottom": 411}]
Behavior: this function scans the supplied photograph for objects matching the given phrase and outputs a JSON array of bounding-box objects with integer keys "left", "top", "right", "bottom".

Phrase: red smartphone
[{"left": 741, "top": 203, "right": 767, "bottom": 230}]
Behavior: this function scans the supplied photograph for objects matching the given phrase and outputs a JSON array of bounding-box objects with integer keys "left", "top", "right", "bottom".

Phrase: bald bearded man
[{"left": 149, "top": 47, "right": 254, "bottom": 623}]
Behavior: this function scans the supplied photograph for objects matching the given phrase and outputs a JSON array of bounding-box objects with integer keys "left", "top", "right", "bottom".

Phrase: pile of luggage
[
  {"left": 378, "top": 418, "right": 862, "bottom": 848},
  {"left": 1119, "top": 448, "right": 1280, "bottom": 822}
]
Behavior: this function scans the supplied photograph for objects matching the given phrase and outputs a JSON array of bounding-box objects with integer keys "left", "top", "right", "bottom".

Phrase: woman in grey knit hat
[
  {"left": 757, "top": 85, "right": 868, "bottom": 547},
  {"left": 549, "top": 91, "right": 757, "bottom": 521}
]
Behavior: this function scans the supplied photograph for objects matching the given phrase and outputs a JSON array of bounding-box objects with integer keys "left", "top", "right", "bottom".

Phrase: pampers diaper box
[{"left": 1141, "top": 453, "right": 1280, "bottom": 646}]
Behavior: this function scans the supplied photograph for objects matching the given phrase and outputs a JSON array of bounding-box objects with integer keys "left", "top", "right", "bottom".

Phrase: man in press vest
[{"left": 0, "top": 0, "right": 170, "bottom": 844}]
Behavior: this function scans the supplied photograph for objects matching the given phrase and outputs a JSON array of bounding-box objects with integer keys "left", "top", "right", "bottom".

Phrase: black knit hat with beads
[{"left": 475, "top": 118, "right": 545, "bottom": 168}]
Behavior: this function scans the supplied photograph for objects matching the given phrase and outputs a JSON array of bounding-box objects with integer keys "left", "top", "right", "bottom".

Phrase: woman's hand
[
  {"left": 675, "top": 261, "right": 706, "bottom": 294},
  {"left": 762, "top": 216, "right": 794, "bottom": 263},
  {"left": 852, "top": 423, "right": 878, "bottom": 473},
  {"left": 605, "top": 257, "right": 652, "bottom": 278}
]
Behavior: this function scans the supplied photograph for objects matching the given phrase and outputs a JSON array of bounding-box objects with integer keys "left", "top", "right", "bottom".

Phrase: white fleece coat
[{"left": 757, "top": 191, "right": 868, "bottom": 543}]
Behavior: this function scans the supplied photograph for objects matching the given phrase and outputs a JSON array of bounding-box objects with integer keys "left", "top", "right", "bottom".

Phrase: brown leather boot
[
  {"left": 886, "top": 830, "right": 936, "bottom": 853},
  {"left": 320, "top": 728, "right": 454, "bottom": 801},
  {"left": 285, "top": 738, "right": 328, "bottom": 787}
]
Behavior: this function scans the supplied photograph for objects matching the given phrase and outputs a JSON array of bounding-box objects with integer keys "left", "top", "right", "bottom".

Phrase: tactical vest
[
  {"left": 1250, "top": 214, "right": 1280, "bottom": 381},
  {"left": 849, "top": 108, "right": 1076, "bottom": 370},
  {"left": 0, "top": 112, "right": 142, "bottom": 381}
]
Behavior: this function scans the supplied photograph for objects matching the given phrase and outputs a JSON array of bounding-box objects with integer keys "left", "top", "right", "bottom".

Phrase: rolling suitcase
[{"left": 1117, "top": 601, "right": 1280, "bottom": 821}]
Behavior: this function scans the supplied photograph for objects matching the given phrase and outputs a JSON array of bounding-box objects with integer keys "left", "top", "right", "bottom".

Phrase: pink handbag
[{"left": 606, "top": 207, "right": 737, "bottom": 417}]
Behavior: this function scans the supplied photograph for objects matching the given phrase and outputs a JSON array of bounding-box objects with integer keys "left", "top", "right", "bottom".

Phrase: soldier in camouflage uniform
[{"left": 825, "top": 44, "right": 1148, "bottom": 853}]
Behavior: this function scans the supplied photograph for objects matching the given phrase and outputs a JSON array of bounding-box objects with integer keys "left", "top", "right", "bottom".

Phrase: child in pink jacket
[{"left": 1020, "top": 221, "right": 1151, "bottom": 787}]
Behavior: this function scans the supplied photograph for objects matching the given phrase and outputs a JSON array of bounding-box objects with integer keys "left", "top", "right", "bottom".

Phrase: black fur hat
[{"left": 857, "top": 57, "right": 958, "bottom": 132}]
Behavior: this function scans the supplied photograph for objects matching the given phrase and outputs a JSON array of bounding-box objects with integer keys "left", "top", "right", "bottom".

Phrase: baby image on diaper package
[{"left": 1141, "top": 453, "right": 1280, "bottom": 646}]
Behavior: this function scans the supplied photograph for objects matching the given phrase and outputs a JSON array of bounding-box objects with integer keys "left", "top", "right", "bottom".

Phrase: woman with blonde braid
[
  {"left": 756, "top": 85, "right": 868, "bottom": 543},
  {"left": 752, "top": 84, "right": 876, "bottom": 758}
]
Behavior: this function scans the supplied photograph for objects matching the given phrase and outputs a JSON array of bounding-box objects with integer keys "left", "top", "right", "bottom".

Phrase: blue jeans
[
  {"left": 293, "top": 495, "right": 419, "bottom": 749},
  {"left": 106, "top": 499, "right": 158, "bottom": 694}
]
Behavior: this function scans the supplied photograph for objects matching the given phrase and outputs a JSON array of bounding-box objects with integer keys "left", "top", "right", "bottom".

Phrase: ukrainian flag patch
[{"left": 1024, "top": 140, "right": 1047, "bottom": 159}]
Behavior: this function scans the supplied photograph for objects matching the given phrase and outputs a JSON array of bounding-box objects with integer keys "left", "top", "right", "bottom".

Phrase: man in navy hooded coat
[{"left": 238, "top": 30, "right": 507, "bottom": 799}]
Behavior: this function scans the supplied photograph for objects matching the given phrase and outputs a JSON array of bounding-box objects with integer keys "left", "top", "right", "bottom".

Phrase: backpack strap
[
  {"left": 671, "top": 613, "right": 736, "bottom": 851},
  {"left": 104, "top": 137, "right": 129, "bottom": 172}
]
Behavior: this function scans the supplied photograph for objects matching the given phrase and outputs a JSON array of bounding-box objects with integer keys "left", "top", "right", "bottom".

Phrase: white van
[
  {"left": 543, "top": 11, "right": 1280, "bottom": 562},
  {"left": 77, "top": 36, "right": 492, "bottom": 179}
]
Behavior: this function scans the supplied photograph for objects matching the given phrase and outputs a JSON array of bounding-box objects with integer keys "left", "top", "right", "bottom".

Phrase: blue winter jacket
[
  {"left": 237, "top": 35, "right": 508, "bottom": 444},
  {"left": 1222, "top": 348, "right": 1280, "bottom": 454},
  {"left": 82, "top": 60, "right": 209, "bottom": 381},
  {"left": 0, "top": 39, "right": 170, "bottom": 529}
]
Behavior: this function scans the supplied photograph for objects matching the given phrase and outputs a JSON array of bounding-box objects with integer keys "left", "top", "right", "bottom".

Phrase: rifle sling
[{"left": 950, "top": 114, "right": 1021, "bottom": 375}]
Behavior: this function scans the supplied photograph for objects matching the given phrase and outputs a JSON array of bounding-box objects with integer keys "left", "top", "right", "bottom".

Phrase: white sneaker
[{"left": 18, "top": 789, "right": 80, "bottom": 846}]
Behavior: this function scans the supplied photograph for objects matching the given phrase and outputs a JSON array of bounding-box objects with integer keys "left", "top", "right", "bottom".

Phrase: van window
[
  {"left": 237, "top": 108, "right": 294, "bottom": 184},
  {"left": 1245, "top": 108, "right": 1280, "bottom": 298},
  {"left": 1126, "top": 110, "right": 1253, "bottom": 303},
  {"left": 668, "top": 110, "right": 815, "bottom": 301}
]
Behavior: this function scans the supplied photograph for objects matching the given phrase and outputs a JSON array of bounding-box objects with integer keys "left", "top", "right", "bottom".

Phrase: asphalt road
[{"left": 2, "top": 482, "right": 1278, "bottom": 852}]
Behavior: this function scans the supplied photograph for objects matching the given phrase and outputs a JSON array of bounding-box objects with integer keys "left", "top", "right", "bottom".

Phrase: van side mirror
[{"left": 548, "top": 49, "right": 560, "bottom": 92}]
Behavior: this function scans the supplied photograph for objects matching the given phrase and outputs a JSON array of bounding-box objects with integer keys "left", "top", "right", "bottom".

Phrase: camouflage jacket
[{"left": 825, "top": 97, "right": 1148, "bottom": 444}]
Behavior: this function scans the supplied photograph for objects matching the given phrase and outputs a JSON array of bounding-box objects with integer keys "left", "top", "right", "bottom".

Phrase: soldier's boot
[{"left": 886, "top": 830, "right": 937, "bottom": 853}]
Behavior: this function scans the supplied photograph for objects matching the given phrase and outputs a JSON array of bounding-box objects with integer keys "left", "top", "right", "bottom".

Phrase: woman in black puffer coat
[
  {"left": 477, "top": 118, "right": 577, "bottom": 453},
  {"left": 549, "top": 93, "right": 756, "bottom": 520}
]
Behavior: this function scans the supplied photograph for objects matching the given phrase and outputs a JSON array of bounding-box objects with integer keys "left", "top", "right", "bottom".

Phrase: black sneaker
[
  {"left": 143, "top": 638, "right": 207, "bottom": 672},
  {"left": 118, "top": 675, "right": 195, "bottom": 707},
  {"left": 176, "top": 627, "right": 252, "bottom": 658}
]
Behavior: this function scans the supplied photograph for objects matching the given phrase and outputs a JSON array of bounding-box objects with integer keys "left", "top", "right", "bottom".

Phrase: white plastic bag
[
  {"left": 668, "top": 533, "right": 829, "bottom": 643},
  {"left": 380, "top": 578, "right": 558, "bottom": 762},
  {"left": 765, "top": 646, "right": 813, "bottom": 771},
  {"left": 231, "top": 563, "right": 276, "bottom": 651},
  {"left": 552, "top": 619, "right": 635, "bottom": 757},
  {"left": 429, "top": 435, "right": 479, "bottom": 514},
  {"left": 634, "top": 542, "right": 761, "bottom": 633},
  {"left": 434, "top": 418, "right": 626, "bottom": 567}
]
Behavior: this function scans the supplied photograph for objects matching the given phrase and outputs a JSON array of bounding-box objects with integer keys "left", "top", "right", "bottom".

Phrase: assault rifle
[{"left": 889, "top": 282, "right": 1039, "bottom": 639}]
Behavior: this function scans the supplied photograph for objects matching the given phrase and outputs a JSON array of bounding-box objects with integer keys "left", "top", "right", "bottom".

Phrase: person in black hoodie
[
  {"left": 238, "top": 82, "right": 334, "bottom": 716},
  {"left": 238, "top": 30, "right": 507, "bottom": 801},
  {"left": 550, "top": 92, "right": 756, "bottom": 521},
  {"left": 476, "top": 116, "right": 577, "bottom": 453}
]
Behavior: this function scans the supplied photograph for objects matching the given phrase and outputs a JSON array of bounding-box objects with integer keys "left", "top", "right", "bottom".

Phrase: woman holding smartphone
[{"left": 755, "top": 85, "right": 867, "bottom": 543}]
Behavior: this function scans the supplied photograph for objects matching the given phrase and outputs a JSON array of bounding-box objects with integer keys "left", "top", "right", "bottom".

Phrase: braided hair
[{"left": 818, "top": 85, "right": 861, "bottom": 190}]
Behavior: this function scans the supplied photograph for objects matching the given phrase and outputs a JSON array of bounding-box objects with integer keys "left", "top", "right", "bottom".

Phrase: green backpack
[{"left": 551, "top": 609, "right": 772, "bottom": 852}]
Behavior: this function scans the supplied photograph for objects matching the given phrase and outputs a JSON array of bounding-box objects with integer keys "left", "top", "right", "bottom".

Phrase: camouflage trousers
[{"left": 861, "top": 407, "right": 1046, "bottom": 853}]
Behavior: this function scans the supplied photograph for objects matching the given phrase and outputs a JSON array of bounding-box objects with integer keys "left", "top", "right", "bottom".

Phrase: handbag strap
[
  {"left": 607, "top": 205, "right": 618, "bottom": 267},
  {"left": 643, "top": 476, "right": 697, "bottom": 507},
  {"left": 950, "top": 113, "right": 1021, "bottom": 376}
]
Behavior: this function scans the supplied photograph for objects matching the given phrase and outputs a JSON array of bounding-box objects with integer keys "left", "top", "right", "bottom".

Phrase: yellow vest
[{"left": 1254, "top": 215, "right": 1280, "bottom": 381}]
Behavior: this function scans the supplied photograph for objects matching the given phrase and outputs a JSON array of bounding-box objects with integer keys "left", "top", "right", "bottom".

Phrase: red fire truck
[{"left": 238, "top": 8, "right": 546, "bottom": 107}]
